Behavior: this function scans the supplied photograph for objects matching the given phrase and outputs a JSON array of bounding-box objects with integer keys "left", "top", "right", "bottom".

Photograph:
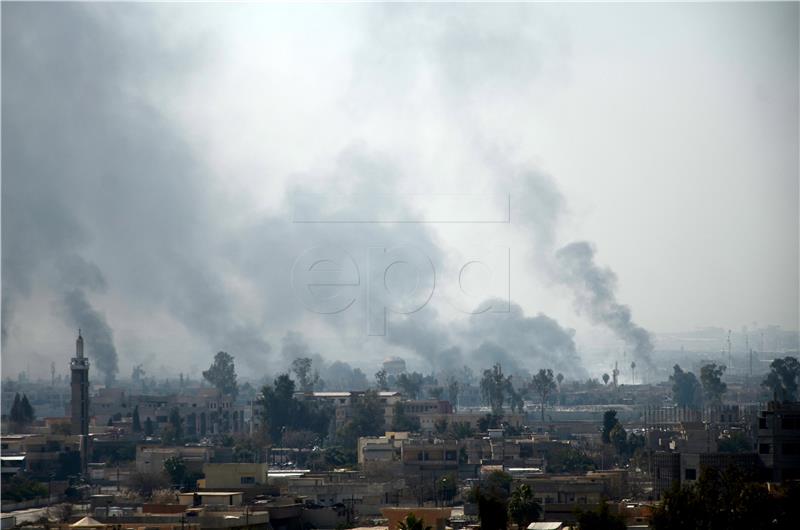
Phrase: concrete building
[
  {"left": 294, "top": 391, "right": 402, "bottom": 432},
  {"left": 757, "top": 401, "right": 800, "bottom": 481},
  {"left": 201, "top": 463, "right": 269, "bottom": 489},
  {"left": 136, "top": 445, "right": 215, "bottom": 475},
  {"left": 382, "top": 357, "right": 407, "bottom": 376}
]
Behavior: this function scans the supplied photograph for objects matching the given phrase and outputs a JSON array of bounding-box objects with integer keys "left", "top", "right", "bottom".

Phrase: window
[
  {"left": 759, "top": 418, "right": 768, "bottom": 429},
  {"left": 783, "top": 443, "right": 800, "bottom": 455},
  {"left": 240, "top": 476, "right": 255, "bottom": 485},
  {"left": 684, "top": 468, "right": 696, "bottom": 480},
  {"left": 759, "top": 443, "right": 772, "bottom": 455}
]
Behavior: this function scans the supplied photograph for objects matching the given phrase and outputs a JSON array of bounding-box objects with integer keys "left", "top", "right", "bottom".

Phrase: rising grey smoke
[
  {"left": 512, "top": 171, "right": 656, "bottom": 368},
  {"left": 555, "top": 242, "right": 654, "bottom": 367},
  {"left": 61, "top": 289, "right": 119, "bottom": 386},
  {"left": 56, "top": 255, "right": 120, "bottom": 385}
]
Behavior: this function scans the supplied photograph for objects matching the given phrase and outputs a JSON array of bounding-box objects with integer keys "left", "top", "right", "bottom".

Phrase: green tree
[
  {"left": 670, "top": 364, "right": 703, "bottom": 409},
  {"left": 475, "top": 473, "right": 512, "bottom": 530},
  {"left": 392, "top": 402, "right": 421, "bottom": 432},
  {"left": 162, "top": 407, "right": 184, "bottom": 445},
  {"left": 448, "top": 421, "right": 474, "bottom": 440},
  {"left": 576, "top": 502, "right": 626, "bottom": 530},
  {"left": 700, "top": 363, "right": 727, "bottom": 405},
  {"left": 602, "top": 373, "right": 610, "bottom": 386},
  {"left": 337, "top": 390, "right": 385, "bottom": 450},
  {"left": 508, "top": 484, "right": 541, "bottom": 530},
  {"left": 429, "top": 386, "right": 444, "bottom": 400},
  {"left": 398, "top": 513, "right": 432, "bottom": 530},
  {"left": 650, "top": 466, "right": 797, "bottom": 530},
  {"left": 397, "top": 372, "right": 424, "bottom": 399},
  {"left": 20, "top": 394, "right": 35, "bottom": 424},
  {"left": 291, "top": 357, "right": 320, "bottom": 392},
  {"left": 530, "top": 369, "right": 557, "bottom": 424},
  {"left": 4, "top": 475, "right": 48, "bottom": 502},
  {"left": 9, "top": 393, "right": 22, "bottom": 428},
  {"left": 762, "top": 356, "right": 800, "bottom": 401},
  {"left": 481, "top": 363, "right": 510, "bottom": 415},
  {"left": 144, "top": 417, "right": 154, "bottom": 436},
  {"left": 375, "top": 369, "right": 389, "bottom": 391},
  {"left": 163, "top": 456, "right": 187, "bottom": 487},
  {"left": 602, "top": 409, "right": 619, "bottom": 444},
  {"left": 609, "top": 424, "right": 628, "bottom": 455},
  {"left": 203, "top": 351, "right": 238, "bottom": 398},
  {"left": 132, "top": 405, "right": 142, "bottom": 433}
]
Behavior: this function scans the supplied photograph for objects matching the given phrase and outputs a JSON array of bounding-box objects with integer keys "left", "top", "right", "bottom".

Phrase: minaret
[{"left": 70, "top": 330, "right": 90, "bottom": 436}]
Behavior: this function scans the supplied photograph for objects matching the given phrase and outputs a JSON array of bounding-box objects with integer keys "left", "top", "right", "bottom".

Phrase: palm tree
[
  {"left": 398, "top": 513, "right": 432, "bottom": 530},
  {"left": 508, "top": 484, "right": 541, "bottom": 530}
]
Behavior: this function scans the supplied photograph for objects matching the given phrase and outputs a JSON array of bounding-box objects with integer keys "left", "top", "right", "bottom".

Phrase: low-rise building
[{"left": 202, "top": 463, "right": 269, "bottom": 489}]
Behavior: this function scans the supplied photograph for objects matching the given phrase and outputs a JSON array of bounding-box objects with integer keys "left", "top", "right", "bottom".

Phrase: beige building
[{"left": 202, "top": 463, "right": 269, "bottom": 489}]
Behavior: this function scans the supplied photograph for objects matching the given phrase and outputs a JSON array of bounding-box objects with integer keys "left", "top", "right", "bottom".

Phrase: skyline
[{"left": 2, "top": 2, "right": 798, "bottom": 380}]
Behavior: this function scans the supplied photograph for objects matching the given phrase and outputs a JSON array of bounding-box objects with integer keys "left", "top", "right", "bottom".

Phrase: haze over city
[{"left": 2, "top": 3, "right": 800, "bottom": 529}]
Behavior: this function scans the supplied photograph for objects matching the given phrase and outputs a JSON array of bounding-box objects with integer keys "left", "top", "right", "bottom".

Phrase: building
[
  {"left": 382, "top": 357, "right": 407, "bottom": 376},
  {"left": 757, "top": 401, "right": 800, "bottom": 481},
  {"left": 294, "top": 391, "right": 402, "bottom": 432},
  {"left": 136, "top": 445, "right": 215, "bottom": 475},
  {"left": 652, "top": 451, "right": 760, "bottom": 497},
  {"left": 70, "top": 331, "right": 90, "bottom": 436},
  {"left": 201, "top": 463, "right": 269, "bottom": 489}
]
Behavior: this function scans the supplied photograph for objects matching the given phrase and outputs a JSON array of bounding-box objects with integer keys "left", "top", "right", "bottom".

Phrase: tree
[
  {"left": 762, "top": 356, "right": 800, "bottom": 401},
  {"left": 144, "top": 417, "right": 155, "bottom": 437},
  {"left": 429, "top": 386, "right": 444, "bottom": 400},
  {"left": 529, "top": 369, "right": 557, "bottom": 424},
  {"left": 162, "top": 408, "right": 184, "bottom": 445},
  {"left": 670, "top": 365, "right": 703, "bottom": 409},
  {"left": 630, "top": 361, "right": 637, "bottom": 384},
  {"left": 700, "top": 363, "right": 727, "bottom": 405},
  {"left": 397, "top": 372, "right": 424, "bottom": 399},
  {"left": 132, "top": 405, "right": 142, "bottom": 433},
  {"left": 391, "top": 402, "right": 421, "bottom": 432},
  {"left": 3, "top": 475, "right": 48, "bottom": 502},
  {"left": 609, "top": 424, "right": 628, "bottom": 455},
  {"left": 20, "top": 394, "right": 35, "bottom": 424},
  {"left": 257, "top": 374, "right": 333, "bottom": 445},
  {"left": 398, "top": 513, "right": 432, "bottom": 530},
  {"left": 448, "top": 421, "right": 474, "bottom": 440},
  {"left": 9, "top": 393, "right": 22, "bottom": 428},
  {"left": 475, "top": 471, "right": 512, "bottom": 530},
  {"left": 375, "top": 369, "right": 389, "bottom": 391},
  {"left": 338, "top": 390, "right": 385, "bottom": 450},
  {"left": 129, "top": 471, "right": 169, "bottom": 499},
  {"left": 481, "top": 364, "right": 510, "bottom": 415},
  {"left": 650, "top": 466, "right": 798, "bottom": 530},
  {"left": 507, "top": 484, "right": 541, "bottom": 530},
  {"left": 602, "top": 373, "right": 610, "bottom": 386},
  {"left": 556, "top": 372, "right": 564, "bottom": 387},
  {"left": 291, "top": 357, "right": 320, "bottom": 392},
  {"left": 163, "top": 456, "right": 187, "bottom": 487},
  {"left": 602, "top": 409, "right": 619, "bottom": 444},
  {"left": 203, "top": 351, "right": 238, "bottom": 398},
  {"left": 576, "top": 502, "right": 626, "bottom": 530}
]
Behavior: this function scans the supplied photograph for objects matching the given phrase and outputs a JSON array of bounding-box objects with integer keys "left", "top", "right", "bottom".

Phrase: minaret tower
[{"left": 70, "top": 330, "right": 90, "bottom": 436}]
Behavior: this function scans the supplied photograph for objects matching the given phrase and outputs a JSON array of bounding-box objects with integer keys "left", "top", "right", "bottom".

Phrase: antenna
[{"left": 727, "top": 330, "right": 732, "bottom": 369}]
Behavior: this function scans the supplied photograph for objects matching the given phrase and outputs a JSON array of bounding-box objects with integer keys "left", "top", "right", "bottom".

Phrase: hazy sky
[{"left": 2, "top": 2, "right": 798, "bottom": 380}]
